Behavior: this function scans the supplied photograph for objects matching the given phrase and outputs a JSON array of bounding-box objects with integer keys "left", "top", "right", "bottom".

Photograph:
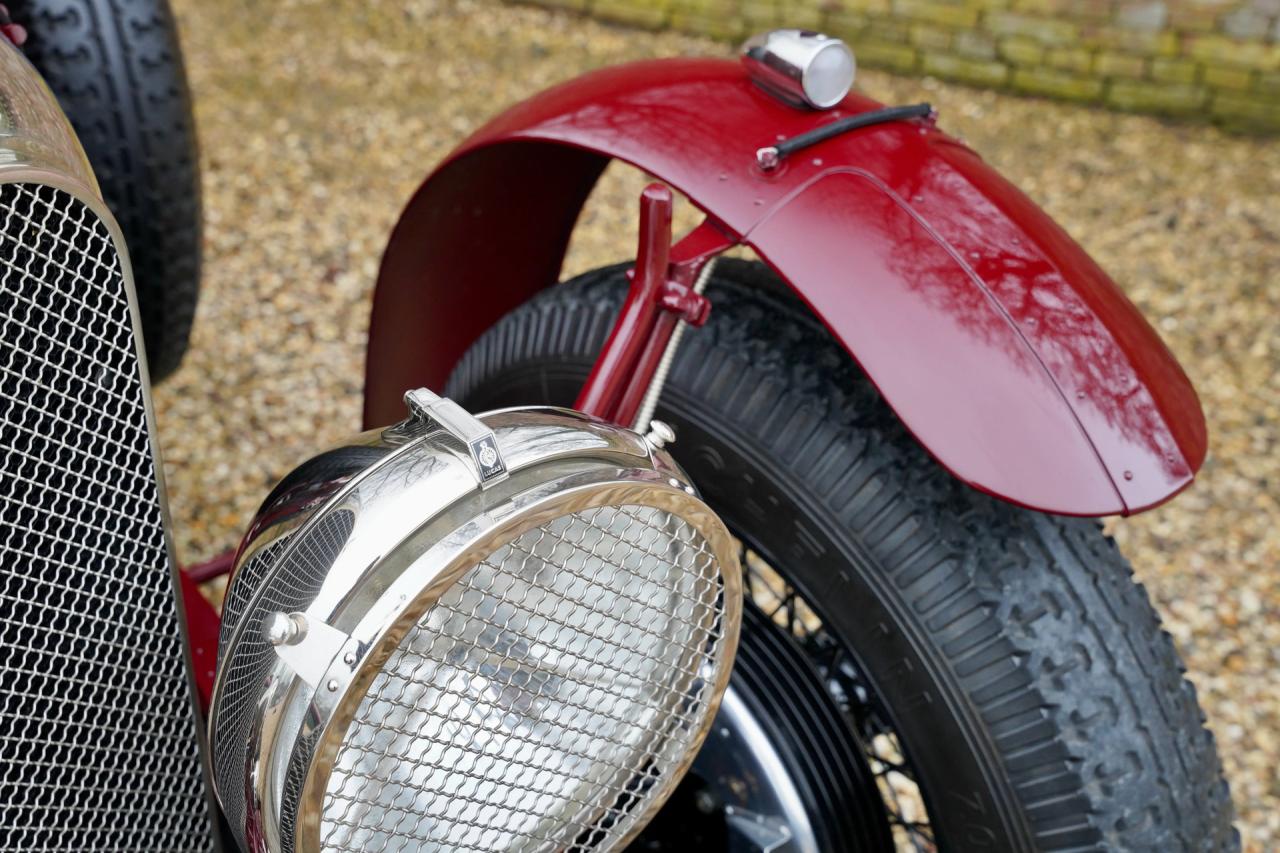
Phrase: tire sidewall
[{"left": 662, "top": 394, "right": 1030, "bottom": 851}]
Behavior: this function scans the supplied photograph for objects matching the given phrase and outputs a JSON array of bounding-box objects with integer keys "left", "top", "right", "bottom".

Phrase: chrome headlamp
[
  {"left": 209, "top": 392, "right": 742, "bottom": 852},
  {"left": 741, "top": 29, "right": 857, "bottom": 110}
]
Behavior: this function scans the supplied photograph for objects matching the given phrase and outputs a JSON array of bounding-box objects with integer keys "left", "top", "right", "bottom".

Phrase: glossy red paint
[
  {"left": 614, "top": 310, "right": 678, "bottom": 427},
  {"left": 179, "top": 568, "right": 220, "bottom": 710},
  {"left": 365, "top": 57, "right": 1206, "bottom": 516},
  {"left": 574, "top": 184, "right": 674, "bottom": 421},
  {"left": 183, "top": 549, "right": 234, "bottom": 584},
  {"left": 574, "top": 184, "right": 719, "bottom": 424},
  {"left": 0, "top": 4, "right": 27, "bottom": 47}
]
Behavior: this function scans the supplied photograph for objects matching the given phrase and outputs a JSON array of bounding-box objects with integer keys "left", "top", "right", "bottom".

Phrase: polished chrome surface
[
  {"left": 643, "top": 419, "right": 676, "bottom": 450},
  {"left": 211, "top": 401, "right": 741, "bottom": 853},
  {"left": 701, "top": 687, "right": 819, "bottom": 853},
  {"left": 271, "top": 613, "right": 351, "bottom": 691},
  {"left": 0, "top": 178, "right": 216, "bottom": 848},
  {"left": 0, "top": 40, "right": 97, "bottom": 192},
  {"left": 740, "top": 30, "right": 855, "bottom": 110},
  {"left": 265, "top": 611, "right": 309, "bottom": 647},
  {"left": 405, "top": 387, "right": 508, "bottom": 486}
]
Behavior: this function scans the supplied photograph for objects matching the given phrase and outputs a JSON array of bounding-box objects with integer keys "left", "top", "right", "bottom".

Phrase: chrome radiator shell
[
  {"left": 0, "top": 38, "right": 217, "bottom": 852},
  {"left": 211, "top": 407, "right": 742, "bottom": 853}
]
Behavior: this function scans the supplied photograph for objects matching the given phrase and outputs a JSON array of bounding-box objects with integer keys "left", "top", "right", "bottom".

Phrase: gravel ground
[{"left": 158, "top": 0, "right": 1278, "bottom": 846}]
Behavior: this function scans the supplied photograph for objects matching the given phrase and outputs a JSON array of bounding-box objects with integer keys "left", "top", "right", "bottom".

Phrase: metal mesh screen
[
  {"left": 0, "top": 182, "right": 214, "bottom": 849},
  {"left": 319, "top": 503, "right": 728, "bottom": 853},
  {"left": 212, "top": 508, "right": 355, "bottom": 844}
]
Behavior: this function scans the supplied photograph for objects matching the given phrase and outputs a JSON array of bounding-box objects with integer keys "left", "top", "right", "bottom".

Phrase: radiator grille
[{"left": 0, "top": 182, "right": 215, "bottom": 850}]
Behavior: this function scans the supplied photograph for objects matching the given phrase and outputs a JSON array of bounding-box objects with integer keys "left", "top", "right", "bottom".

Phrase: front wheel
[{"left": 448, "top": 259, "right": 1236, "bottom": 851}]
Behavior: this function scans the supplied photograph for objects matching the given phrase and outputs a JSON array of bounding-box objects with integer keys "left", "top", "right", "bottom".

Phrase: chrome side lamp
[{"left": 741, "top": 29, "right": 857, "bottom": 110}]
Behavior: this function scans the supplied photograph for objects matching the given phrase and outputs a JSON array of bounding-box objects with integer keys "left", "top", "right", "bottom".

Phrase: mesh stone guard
[{"left": 314, "top": 504, "right": 726, "bottom": 852}]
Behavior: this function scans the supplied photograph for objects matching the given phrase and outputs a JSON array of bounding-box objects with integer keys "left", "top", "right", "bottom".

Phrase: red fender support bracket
[
  {"left": 573, "top": 183, "right": 719, "bottom": 425},
  {"left": 364, "top": 58, "right": 1206, "bottom": 517}
]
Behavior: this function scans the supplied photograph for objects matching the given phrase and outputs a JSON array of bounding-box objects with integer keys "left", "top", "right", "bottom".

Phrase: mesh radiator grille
[
  {"left": 0, "top": 183, "right": 215, "bottom": 850},
  {"left": 318, "top": 504, "right": 728, "bottom": 853}
]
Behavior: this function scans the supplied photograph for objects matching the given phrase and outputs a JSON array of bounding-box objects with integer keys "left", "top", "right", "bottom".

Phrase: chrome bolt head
[
  {"left": 756, "top": 146, "right": 781, "bottom": 171},
  {"left": 263, "top": 612, "right": 307, "bottom": 647},
  {"left": 645, "top": 420, "right": 677, "bottom": 450}
]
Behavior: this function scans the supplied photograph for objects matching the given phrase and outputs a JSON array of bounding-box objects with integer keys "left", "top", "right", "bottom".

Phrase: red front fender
[{"left": 364, "top": 58, "right": 1206, "bottom": 517}]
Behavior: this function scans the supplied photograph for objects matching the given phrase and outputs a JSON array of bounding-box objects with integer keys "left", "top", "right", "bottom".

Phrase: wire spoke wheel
[{"left": 736, "top": 536, "right": 936, "bottom": 852}]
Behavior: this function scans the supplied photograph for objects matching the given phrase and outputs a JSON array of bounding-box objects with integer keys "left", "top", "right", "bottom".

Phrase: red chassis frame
[{"left": 181, "top": 57, "right": 1210, "bottom": 704}]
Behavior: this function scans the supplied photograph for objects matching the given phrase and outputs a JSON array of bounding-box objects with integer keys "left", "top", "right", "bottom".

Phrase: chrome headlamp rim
[
  {"left": 211, "top": 404, "right": 660, "bottom": 717},
  {"left": 209, "top": 407, "right": 653, "bottom": 848},
  {"left": 209, "top": 407, "right": 659, "bottom": 737}
]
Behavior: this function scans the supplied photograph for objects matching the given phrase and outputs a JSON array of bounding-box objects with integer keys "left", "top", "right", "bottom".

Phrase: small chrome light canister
[
  {"left": 209, "top": 391, "right": 742, "bottom": 853},
  {"left": 741, "top": 29, "right": 857, "bottom": 109}
]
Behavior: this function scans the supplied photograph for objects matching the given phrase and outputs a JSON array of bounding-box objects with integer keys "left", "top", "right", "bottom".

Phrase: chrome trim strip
[{"left": 0, "top": 39, "right": 98, "bottom": 193}]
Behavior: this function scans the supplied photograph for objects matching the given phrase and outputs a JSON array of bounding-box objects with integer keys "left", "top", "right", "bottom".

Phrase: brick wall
[{"left": 523, "top": 0, "right": 1280, "bottom": 131}]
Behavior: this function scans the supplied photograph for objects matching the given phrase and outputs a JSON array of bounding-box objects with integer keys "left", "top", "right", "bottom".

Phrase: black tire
[
  {"left": 12, "top": 0, "right": 201, "bottom": 381},
  {"left": 448, "top": 260, "right": 1238, "bottom": 851}
]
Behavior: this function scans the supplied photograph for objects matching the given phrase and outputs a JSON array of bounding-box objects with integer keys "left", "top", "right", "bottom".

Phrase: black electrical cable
[{"left": 758, "top": 102, "right": 934, "bottom": 168}]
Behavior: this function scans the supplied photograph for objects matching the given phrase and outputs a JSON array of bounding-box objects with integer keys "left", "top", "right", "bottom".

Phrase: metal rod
[
  {"left": 574, "top": 184, "right": 673, "bottom": 420},
  {"left": 183, "top": 549, "right": 236, "bottom": 583}
]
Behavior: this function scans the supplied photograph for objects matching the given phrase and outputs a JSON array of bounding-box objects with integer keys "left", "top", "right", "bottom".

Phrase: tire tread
[{"left": 12, "top": 0, "right": 201, "bottom": 380}]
